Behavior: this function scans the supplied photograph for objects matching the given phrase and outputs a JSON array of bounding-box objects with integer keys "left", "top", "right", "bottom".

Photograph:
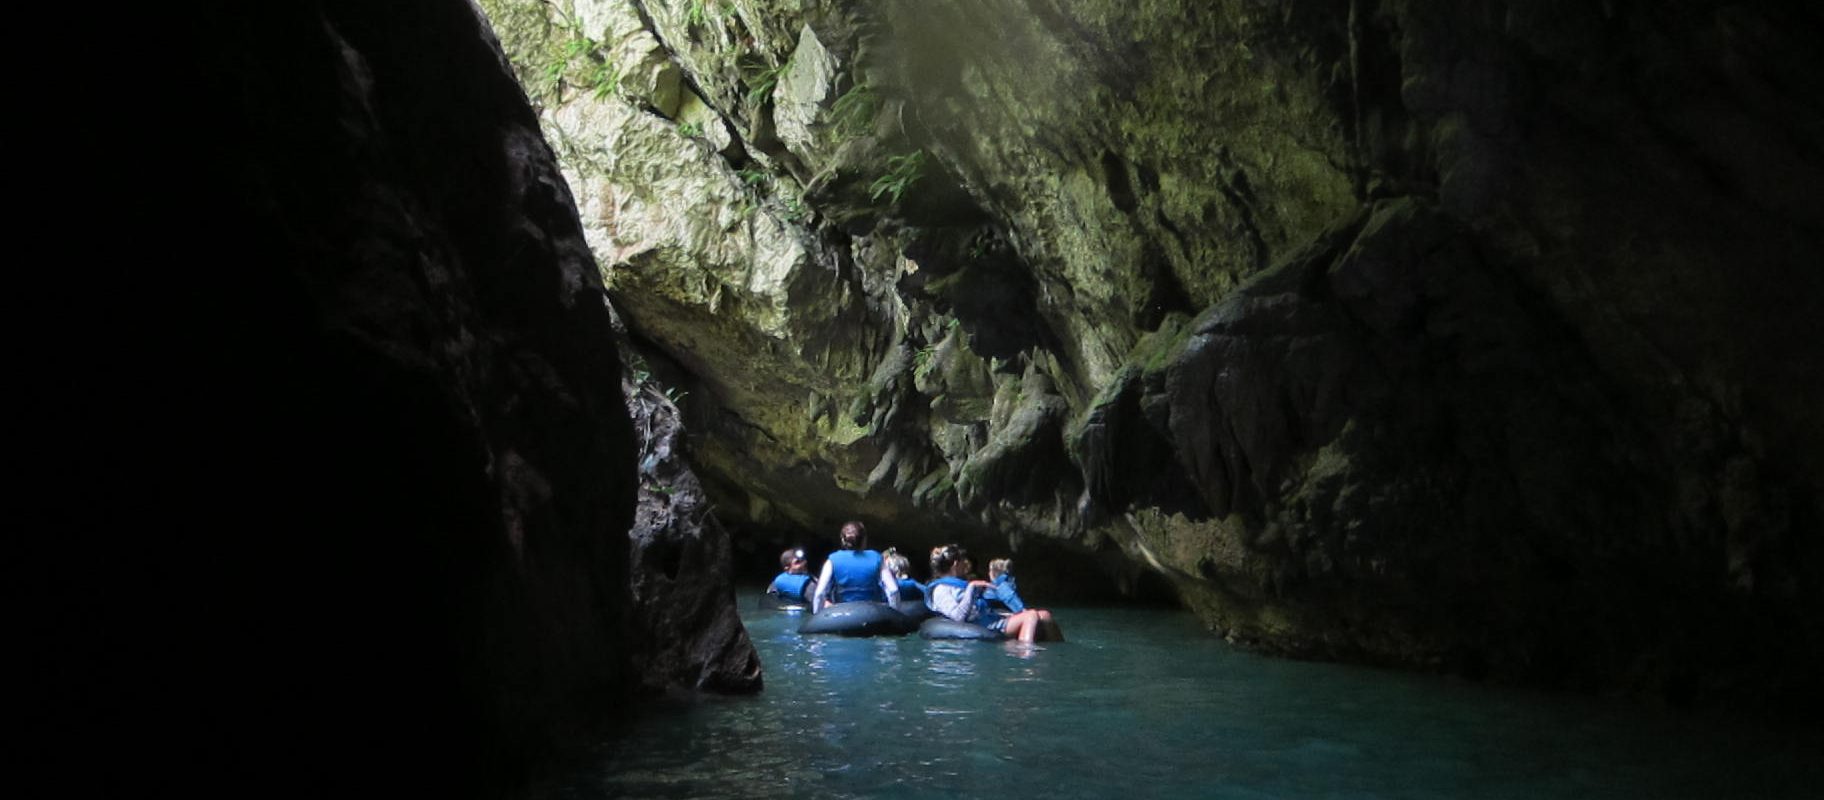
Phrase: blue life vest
[
  {"left": 985, "top": 574, "right": 1025, "bottom": 612},
  {"left": 769, "top": 572, "right": 813, "bottom": 601},
  {"left": 896, "top": 577, "right": 926, "bottom": 601},
  {"left": 928, "top": 575, "right": 991, "bottom": 623},
  {"left": 829, "top": 549, "right": 887, "bottom": 603}
]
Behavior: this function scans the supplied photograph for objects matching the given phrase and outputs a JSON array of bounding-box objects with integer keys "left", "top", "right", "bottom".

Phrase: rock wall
[
  {"left": 93, "top": 2, "right": 757, "bottom": 794},
  {"left": 482, "top": 0, "right": 1824, "bottom": 711},
  {"left": 617, "top": 308, "right": 764, "bottom": 694}
]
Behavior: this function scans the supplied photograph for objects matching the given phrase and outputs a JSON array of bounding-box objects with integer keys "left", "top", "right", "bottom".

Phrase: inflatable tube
[
  {"left": 894, "top": 598, "right": 934, "bottom": 621},
  {"left": 918, "top": 616, "right": 1004, "bottom": 641},
  {"left": 799, "top": 601, "right": 918, "bottom": 637}
]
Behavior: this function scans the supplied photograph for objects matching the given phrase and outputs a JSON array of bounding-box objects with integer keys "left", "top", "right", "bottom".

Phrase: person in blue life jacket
[
  {"left": 810, "top": 520, "right": 899, "bottom": 612},
  {"left": 883, "top": 547, "right": 925, "bottom": 602},
  {"left": 985, "top": 557, "right": 1064, "bottom": 640},
  {"left": 926, "top": 544, "right": 1061, "bottom": 643},
  {"left": 983, "top": 558, "right": 1025, "bottom": 612},
  {"left": 767, "top": 547, "right": 815, "bottom": 604}
]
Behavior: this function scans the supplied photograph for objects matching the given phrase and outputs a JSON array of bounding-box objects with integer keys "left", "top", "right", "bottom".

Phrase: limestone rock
[
  {"left": 487, "top": 0, "right": 1824, "bottom": 714},
  {"left": 773, "top": 24, "right": 837, "bottom": 164},
  {"left": 619, "top": 318, "right": 764, "bottom": 693}
]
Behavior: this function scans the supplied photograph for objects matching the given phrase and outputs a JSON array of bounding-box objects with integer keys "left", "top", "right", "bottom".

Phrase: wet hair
[
  {"left": 883, "top": 547, "right": 910, "bottom": 578},
  {"left": 930, "top": 543, "right": 968, "bottom": 576},
  {"left": 838, "top": 520, "right": 866, "bottom": 550},
  {"left": 988, "top": 558, "right": 1012, "bottom": 579},
  {"left": 778, "top": 547, "right": 808, "bottom": 570}
]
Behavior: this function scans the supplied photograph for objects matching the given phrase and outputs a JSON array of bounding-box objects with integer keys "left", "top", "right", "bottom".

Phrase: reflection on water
[
  {"left": 542, "top": 592, "right": 1823, "bottom": 799},
  {"left": 921, "top": 642, "right": 978, "bottom": 688}
]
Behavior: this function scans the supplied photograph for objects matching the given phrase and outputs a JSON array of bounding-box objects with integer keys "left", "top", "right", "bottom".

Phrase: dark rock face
[
  {"left": 1102, "top": 199, "right": 1817, "bottom": 698},
  {"left": 1069, "top": 4, "right": 1824, "bottom": 708},
  {"left": 87, "top": 3, "right": 756, "bottom": 794},
  {"left": 619, "top": 322, "right": 763, "bottom": 693},
  {"left": 477, "top": 0, "right": 1822, "bottom": 715}
]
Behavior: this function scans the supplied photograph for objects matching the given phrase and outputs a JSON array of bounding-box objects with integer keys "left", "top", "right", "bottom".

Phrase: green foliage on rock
[
  {"left": 587, "top": 59, "right": 622, "bottom": 100},
  {"left": 737, "top": 167, "right": 770, "bottom": 186},
  {"left": 828, "top": 82, "right": 878, "bottom": 137},
  {"left": 870, "top": 150, "right": 925, "bottom": 204},
  {"left": 781, "top": 195, "right": 808, "bottom": 222},
  {"left": 741, "top": 56, "right": 793, "bottom": 109},
  {"left": 478, "top": 0, "right": 620, "bottom": 110},
  {"left": 912, "top": 342, "right": 940, "bottom": 381}
]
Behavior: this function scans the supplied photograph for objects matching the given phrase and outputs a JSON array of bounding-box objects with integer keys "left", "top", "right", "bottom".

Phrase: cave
[{"left": 67, "top": 0, "right": 1823, "bottom": 795}]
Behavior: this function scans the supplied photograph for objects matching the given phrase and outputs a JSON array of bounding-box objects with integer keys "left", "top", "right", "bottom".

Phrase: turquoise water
[{"left": 546, "top": 593, "right": 1820, "bottom": 798}]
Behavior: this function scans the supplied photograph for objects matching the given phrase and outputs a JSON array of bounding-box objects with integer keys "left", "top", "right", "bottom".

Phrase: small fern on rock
[{"left": 870, "top": 150, "right": 925, "bottom": 205}]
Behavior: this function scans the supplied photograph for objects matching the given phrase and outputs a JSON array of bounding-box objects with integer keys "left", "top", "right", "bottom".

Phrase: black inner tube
[
  {"left": 918, "top": 616, "right": 1004, "bottom": 641},
  {"left": 894, "top": 598, "right": 933, "bottom": 620},
  {"left": 799, "top": 601, "right": 919, "bottom": 636}
]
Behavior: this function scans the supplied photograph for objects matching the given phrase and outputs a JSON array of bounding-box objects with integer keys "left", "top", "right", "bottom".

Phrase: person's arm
[
  {"left": 880, "top": 562, "right": 900, "bottom": 605},
  {"left": 811, "top": 560, "right": 835, "bottom": 612},
  {"left": 999, "top": 576, "right": 1026, "bottom": 612},
  {"left": 929, "top": 582, "right": 970, "bottom": 621}
]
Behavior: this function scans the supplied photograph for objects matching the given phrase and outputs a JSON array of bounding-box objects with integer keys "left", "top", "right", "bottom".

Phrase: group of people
[{"left": 767, "top": 521, "right": 1064, "bottom": 643}]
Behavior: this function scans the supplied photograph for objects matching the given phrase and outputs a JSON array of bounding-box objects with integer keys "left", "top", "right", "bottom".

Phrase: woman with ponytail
[{"left": 809, "top": 521, "right": 899, "bottom": 612}]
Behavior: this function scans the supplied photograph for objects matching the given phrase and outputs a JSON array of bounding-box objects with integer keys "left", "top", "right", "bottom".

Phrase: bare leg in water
[
  {"left": 1001, "top": 609, "right": 1041, "bottom": 643},
  {"left": 1036, "top": 609, "right": 1064, "bottom": 642},
  {"left": 1002, "top": 609, "right": 1065, "bottom": 643}
]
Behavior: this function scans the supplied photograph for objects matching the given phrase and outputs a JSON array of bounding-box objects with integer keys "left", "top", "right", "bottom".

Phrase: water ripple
[{"left": 551, "top": 594, "right": 1824, "bottom": 800}]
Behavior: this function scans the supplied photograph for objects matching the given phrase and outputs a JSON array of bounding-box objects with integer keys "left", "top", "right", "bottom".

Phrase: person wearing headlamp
[{"left": 767, "top": 547, "right": 816, "bottom": 605}]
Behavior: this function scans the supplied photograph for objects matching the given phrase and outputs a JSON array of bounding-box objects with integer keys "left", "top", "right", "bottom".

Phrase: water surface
[{"left": 547, "top": 593, "right": 1819, "bottom": 798}]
